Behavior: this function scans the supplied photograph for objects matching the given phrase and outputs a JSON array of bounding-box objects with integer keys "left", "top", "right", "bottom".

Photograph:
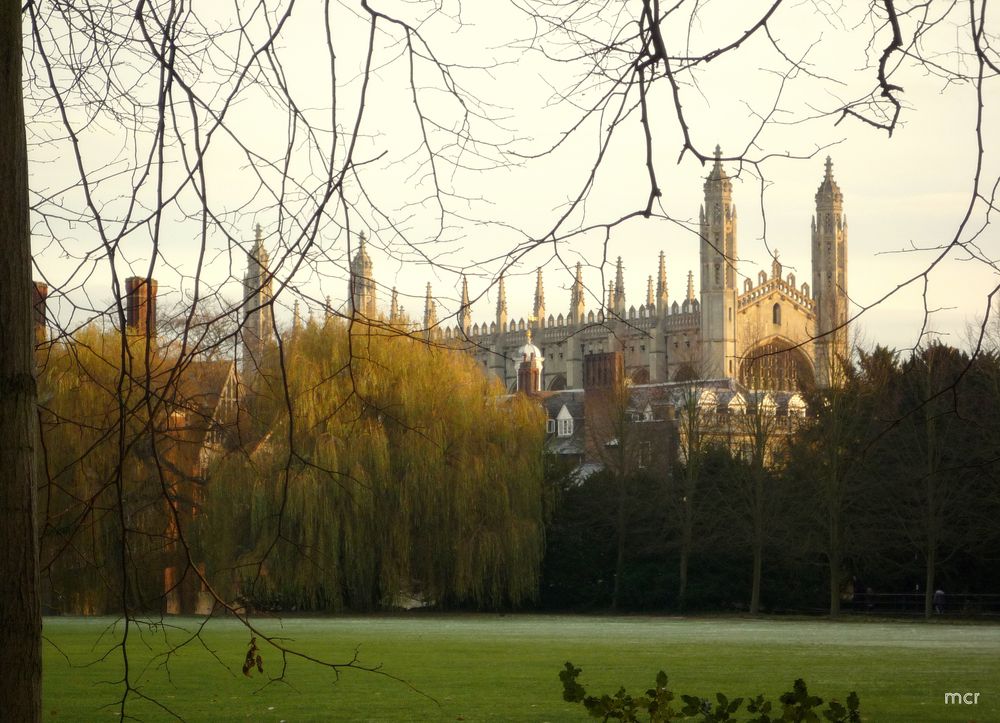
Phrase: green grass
[{"left": 43, "top": 614, "right": 1000, "bottom": 722}]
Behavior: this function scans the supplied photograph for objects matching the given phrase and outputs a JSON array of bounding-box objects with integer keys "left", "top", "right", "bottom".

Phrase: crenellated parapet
[
  {"left": 238, "top": 152, "right": 847, "bottom": 393},
  {"left": 738, "top": 260, "right": 815, "bottom": 314},
  {"left": 430, "top": 254, "right": 701, "bottom": 345}
]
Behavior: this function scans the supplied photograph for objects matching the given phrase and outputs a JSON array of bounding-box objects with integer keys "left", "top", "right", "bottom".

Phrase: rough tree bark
[{"left": 0, "top": 3, "right": 41, "bottom": 718}]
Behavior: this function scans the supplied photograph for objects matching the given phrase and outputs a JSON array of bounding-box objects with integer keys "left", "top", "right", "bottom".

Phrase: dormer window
[
  {"left": 556, "top": 404, "right": 574, "bottom": 437},
  {"left": 546, "top": 419, "right": 556, "bottom": 434}
]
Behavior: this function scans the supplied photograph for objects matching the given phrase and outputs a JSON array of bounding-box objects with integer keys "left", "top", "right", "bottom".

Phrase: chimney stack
[
  {"left": 125, "top": 276, "right": 158, "bottom": 338},
  {"left": 32, "top": 281, "right": 48, "bottom": 344}
]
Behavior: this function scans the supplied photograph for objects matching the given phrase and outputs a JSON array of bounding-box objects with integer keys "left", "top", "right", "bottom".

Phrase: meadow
[{"left": 42, "top": 614, "right": 1000, "bottom": 721}]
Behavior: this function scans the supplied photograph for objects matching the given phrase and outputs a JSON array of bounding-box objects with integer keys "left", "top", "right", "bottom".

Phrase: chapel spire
[
  {"left": 496, "top": 274, "right": 508, "bottom": 332},
  {"left": 656, "top": 251, "right": 669, "bottom": 315},
  {"left": 423, "top": 283, "right": 437, "bottom": 335},
  {"left": 533, "top": 268, "right": 545, "bottom": 327},
  {"left": 458, "top": 275, "right": 472, "bottom": 333},
  {"left": 242, "top": 222, "right": 275, "bottom": 375},
  {"left": 389, "top": 286, "right": 400, "bottom": 324},
  {"left": 570, "top": 262, "right": 586, "bottom": 325},
  {"left": 613, "top": 256, "right": 626, "bottom": 315}
]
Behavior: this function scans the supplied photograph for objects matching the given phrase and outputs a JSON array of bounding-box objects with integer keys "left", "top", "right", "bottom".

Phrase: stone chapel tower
[
  {"left": 349, "top": 231, "right": 377, "bottom": 319},
  {"left": 700, "top": 146, "right": 738, "bottom": 379},
  {"left": 242, "top": 223, "right": 274, "bottom": 374},
  {"left": 812, "top": 157, "right": 849, "bottom": 386}
]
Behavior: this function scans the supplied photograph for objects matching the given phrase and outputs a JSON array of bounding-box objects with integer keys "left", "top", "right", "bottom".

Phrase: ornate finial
[
  {"left": 706, "top": 144, "right": 728, "bottom": 183},
  {"left": 825, "top": 156, "right": 833, "bottom": 178},
  {"left": 254, "top": 223, "right": 263, "bottom": 241},
  {"left": 686, "top": 270, "right": 696, "bottom": 301},
  {"left": 525, "top": 326, "right": 533, "bottom": 346},
  {"left": 359, "top": 229, "right": 366, "bottom": 244}
]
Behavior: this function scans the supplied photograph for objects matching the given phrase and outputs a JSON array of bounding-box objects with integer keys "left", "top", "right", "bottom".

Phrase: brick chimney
[
  {"left": 32, "top": 281, "right": 48, "bottom": 344},
  {"left": 125, "top": 276, "right": 157, "bottom": 338},
  {"left": 583, "top": 351, "right": 623, "bottom": 390},
  {"left": 517, "top": 358, "right": 541, "bottom": 395},
  {"left": 583, "top": 351, "right": 625, "bottom": 462}
]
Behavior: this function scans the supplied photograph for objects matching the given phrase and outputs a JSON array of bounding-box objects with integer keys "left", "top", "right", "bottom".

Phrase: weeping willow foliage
[
  {"left": 198, "top": 320, "right": 547, "bottom": 611},
  {"left": 37, "top": 327, "right": 176, "bottom": 614}
]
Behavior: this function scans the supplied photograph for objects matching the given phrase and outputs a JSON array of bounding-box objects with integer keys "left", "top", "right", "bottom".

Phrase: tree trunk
[
  {"left": 828, "top": 509, "right": 841, "bottom": 616},
  {"left": 0, "top": 2, "right": 42, "bottom": 717},
  {"left": 924, "top": 545, "right": 936, "bottom": 619},
  {"left": 678, "top": 499, "right": 691, "bottom": 611},
  {"left": 612, "top": 486, "right": 627, "bottom": 610},
  {"left": 750, "top": 470, "right": 764, "bottom": 616},
  {"left": 750, "top": 537, "right": 762, "bottom": 616}
]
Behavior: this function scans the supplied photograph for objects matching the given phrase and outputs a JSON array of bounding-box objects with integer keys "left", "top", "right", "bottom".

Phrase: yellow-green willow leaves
[
  {"left": 37, "top": 328, "right": 181, "bottom": 613},
  {"left": 199, "top": 321, "right": 546, "bottom": 611}
]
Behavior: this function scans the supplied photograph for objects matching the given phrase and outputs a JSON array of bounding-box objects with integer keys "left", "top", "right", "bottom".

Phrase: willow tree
[
  {"left": 36, "top": 327, "right": 210, "bottom": 614},
  {"left": 198, "top": 319, "right": 547, "bottom": 611}
]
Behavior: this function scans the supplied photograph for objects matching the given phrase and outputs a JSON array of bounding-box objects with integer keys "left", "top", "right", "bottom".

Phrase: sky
[{"left": 25, "top": 0, "right": 1000, "bottom": 353}]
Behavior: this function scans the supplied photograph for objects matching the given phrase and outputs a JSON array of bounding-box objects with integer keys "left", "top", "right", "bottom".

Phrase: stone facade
[{"left": 346, "top": 153, "right": 850, "bottom": 393}]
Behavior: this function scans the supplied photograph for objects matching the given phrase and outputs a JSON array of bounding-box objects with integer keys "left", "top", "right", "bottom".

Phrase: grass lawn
[{"left": 43, "top": 614, "right": 1000, "bottom": 721}]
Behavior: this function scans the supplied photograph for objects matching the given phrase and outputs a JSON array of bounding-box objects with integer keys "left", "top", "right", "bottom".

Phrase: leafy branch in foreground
[{"left": 560, "top": 662, "right": 860, "bottom": 722}]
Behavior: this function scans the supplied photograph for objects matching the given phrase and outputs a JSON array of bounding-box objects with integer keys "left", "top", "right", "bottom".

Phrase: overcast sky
[{"left": 26, "top": 1, "right": 1000, "bottom": 352}]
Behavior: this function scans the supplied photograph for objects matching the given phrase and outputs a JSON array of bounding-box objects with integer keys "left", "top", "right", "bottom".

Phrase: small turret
[
  {"left": 292, "top": 299, "right": 302, "bottom": 333},
  {"left": 516, "top": 327, "right": 544, "bottom": 394},
  {"left": 349, "top": 230, "right": 377, "bottom": 319},
  {"left": 242, "top": 223, "right": 274, "bottom": 374},
  {"left": 389, "top": 287, "right": 400, "bottom": 324}
]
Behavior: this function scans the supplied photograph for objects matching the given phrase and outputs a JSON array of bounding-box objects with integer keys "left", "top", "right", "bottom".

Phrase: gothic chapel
[{"left": 276, "top": 150, "right": 850, "bottom": 393}]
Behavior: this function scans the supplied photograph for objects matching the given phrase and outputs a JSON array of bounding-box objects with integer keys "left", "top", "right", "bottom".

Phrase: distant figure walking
[{"left": 933, "top": 588, "right": 945, "bottom": 615}]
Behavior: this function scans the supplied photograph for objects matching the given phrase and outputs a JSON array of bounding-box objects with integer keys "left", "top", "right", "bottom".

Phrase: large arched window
[
  {"left": 739, "top": 339, "right": 814, "bottom": 391},
  {"left": 772, "top": 303, "right": 782, "bottom": 325}
]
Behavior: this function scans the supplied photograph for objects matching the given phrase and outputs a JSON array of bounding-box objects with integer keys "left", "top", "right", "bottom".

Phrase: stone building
[{"left": 347, "top": 151, "right": 850, "bottom": 393}]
